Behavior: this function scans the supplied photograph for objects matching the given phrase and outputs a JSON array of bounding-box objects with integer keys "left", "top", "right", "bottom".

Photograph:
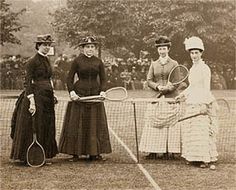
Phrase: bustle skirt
[
  {"left": 181, "top": 103, "right": 218, "bottom": 163},
  {"left": 10, "top": 89, "right": 58, "bottom": 162}
]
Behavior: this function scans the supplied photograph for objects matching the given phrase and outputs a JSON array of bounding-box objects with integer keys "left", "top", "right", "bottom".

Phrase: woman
[
  {"left": 176, "top": 36, "right": 218, "bottom": 169},
  {"left": 59, "top": 36, "right": 112, "bottom": 161},
  {"left": 10, "top": 34, "right": 58, "bottom": 165},
  {"left": 139, "top": 36, "right": 181, "bottom": 159}
]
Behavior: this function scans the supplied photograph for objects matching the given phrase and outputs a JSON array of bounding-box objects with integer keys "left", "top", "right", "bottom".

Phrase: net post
[{"left": 132, "top": 101, "right": 140, "bottom": 163}]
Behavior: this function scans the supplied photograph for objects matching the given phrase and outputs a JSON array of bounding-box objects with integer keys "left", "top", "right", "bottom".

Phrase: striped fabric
[
  {"left": 139, "top": 102, "right": 181, "bottom": 153},
  {"left": 181, "top": 104, "right": 218, "bottom": 163}
]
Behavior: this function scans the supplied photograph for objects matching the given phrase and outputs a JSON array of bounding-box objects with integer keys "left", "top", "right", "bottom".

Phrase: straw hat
[
  {"left": 79, "top": 36, "right": 98, "bottom": 46},
  {"left": 34, "top": 34, "right": 55, "bottom": 43}
]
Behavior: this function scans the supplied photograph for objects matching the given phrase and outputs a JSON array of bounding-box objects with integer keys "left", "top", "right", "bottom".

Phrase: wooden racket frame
[
  {"left": 26, "top": 116, "right": 46, "bottom": 167},
  {"left": 75, "top": 87, "right": 128, "bottom": 102}
]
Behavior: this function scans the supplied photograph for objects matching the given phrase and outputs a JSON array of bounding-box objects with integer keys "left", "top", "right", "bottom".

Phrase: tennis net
[{"left": 1, "top": 94, "right": 235, "bottom": 163}]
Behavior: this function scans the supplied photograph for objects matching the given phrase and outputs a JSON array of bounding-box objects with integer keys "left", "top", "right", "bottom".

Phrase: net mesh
[{"left": 1, "top": 95, "right": 235, "bottom": 163}]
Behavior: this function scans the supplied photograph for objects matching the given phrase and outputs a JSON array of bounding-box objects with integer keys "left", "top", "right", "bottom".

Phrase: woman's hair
[
  {"left": 81, "top": 43, "right": 97, "bottom": 48},
  {"left": 35, "top": 42, "right": 43, "bottom": 50},
  {"left": 189, "top": 48, "right": 203, "bottom": 53}
]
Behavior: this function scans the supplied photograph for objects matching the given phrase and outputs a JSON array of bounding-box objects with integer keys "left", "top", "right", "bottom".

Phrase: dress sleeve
[
  {"left": 99, "top": 59, "right": 107, "bottom": 91},
  {"left": 147, "top": 62, "right": 160, "bottom": 91},
  {"left": 180, "top": 84, "right": 191, "bottom": 97},
  {"left": 24, "top": 59, "right": 35, "bottom": 96},
  {"left": 67, "top": 58, "right": 78, "bottom": 93},
  {"left": 202, "top": 65, "right": 211, "bottom": 91}
]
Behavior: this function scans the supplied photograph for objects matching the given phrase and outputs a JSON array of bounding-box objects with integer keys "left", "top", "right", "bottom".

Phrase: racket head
[
  {"left": 168, "top": 65, "right": 189, "bottom": 85},
  {"left": 27, "top": 134, "right": 45, "bottom": 167},
  {"left": 208, "top": 98, "right": 230, "bottom": 119},
  {"left": 104, "top": 87, "right": 128, "bottom": 101}
]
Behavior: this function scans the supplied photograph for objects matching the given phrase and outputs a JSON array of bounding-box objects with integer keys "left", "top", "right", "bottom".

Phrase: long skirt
[
  {"left": 181, "top": 104, "right": 218, "bottom": 163},
  {"left": 139, "top": 102, "right": 181, "bottom": 153},
  {"left": 59, "top": 101, "right": 112, "bottom": 156},
  {"left": 10, "top": 90, "right": 58, "bottom": 162}
]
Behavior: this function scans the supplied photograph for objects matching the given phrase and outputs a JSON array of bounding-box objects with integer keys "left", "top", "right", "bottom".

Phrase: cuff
[
  {"left": 70, "top": 91, "right": 77, "bottom": 96},
  {"left": 27, "top": 94, "right": 34, "bottom": 99},
  {"left": 155, "top": 84, "right": 160, "bottom": 91}
]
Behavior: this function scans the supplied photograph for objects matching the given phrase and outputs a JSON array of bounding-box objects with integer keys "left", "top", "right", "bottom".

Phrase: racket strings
[
  {"left": 105, "top": 88, "right": 127, "bottom": 101},
  {"left": 27, "top": 144, "right": 45, "bottom": 166},
  {"left": 168, "top": 66, "right": 189, "bottom": 85},
  {"left": 210, "top": 99, "right": 230, "bottom": 119}
]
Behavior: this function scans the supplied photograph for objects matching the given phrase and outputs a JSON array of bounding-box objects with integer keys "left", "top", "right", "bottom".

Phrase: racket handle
[
  {"left": 156, "top": 92, "right": 163, "bottom": 98},
  {"left": 32, "top": 116, "right": 36, "bottom": 134},
  {"left": 178, "top": 112, "right": 207, "bottom": 122},
  {"left": 78, "top": 95, "right": 103, "bottom": 101}
]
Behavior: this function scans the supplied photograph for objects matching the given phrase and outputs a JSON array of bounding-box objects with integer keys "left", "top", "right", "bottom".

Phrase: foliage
[
  {"left": 0, "top": 0, "right": 26, "bottom": 45},
  {"left": 51, "top": 0, "right": 235, "bottom": 66}
]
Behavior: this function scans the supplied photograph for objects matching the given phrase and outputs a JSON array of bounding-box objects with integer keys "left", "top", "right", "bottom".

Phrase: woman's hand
[
  {"left": 54, "top": 95, "right": 58, "bottom": 104},
  {"left": 166, "top": 82, "right": 175, "bottom": 91},
  {"left": 199, "top": 104, "right": 208, "bottom": 114},
  {"left": 175, "top": 93, "right": 185, "bottom": 102},
  {"left": 157, "top": 85, "right": 169, "bottom": 94},
  {"left": 70, "top": 91, "right": 80, "bottom": 101},
  {"left": 100, "top": 91, "right": 106, "bottom": 100},
  {"left": 28, "top": 96, "right": 36, "bottom": 116},
  {"left": 100, "top": 91, "right": 106, "bottom": 97}
]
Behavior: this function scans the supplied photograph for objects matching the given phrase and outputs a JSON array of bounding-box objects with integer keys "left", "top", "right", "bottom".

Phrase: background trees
[
  {"left": 0, "top": 0, "right": 26, "bottom": 45},
  {"left": 0, "top": 0, "right": 235, "bottom": 71},
  {"left": 51, "top": 0, "right": 235, "bottom": 67}
]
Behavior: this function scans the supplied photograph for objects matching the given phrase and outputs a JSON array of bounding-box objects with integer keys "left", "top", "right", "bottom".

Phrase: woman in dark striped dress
[
  {"left": 10, "top": 34, "right": 58, "bottom": 165},
  {"left": 59, "top": 36, "right": 112, "bottom": 161}
]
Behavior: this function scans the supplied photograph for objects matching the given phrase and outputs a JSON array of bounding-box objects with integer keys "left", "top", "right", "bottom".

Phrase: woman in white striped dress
[{"left": 176, "top": 36, "right": 218, "bottom": 169}]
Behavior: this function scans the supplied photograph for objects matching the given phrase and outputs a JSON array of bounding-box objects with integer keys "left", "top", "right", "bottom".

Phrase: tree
[
  {"left": 0, "top": 0, "right": 26, "bottom": 45},
  {"left": 140, "top": 0, "right": 235, "bottom": 64},
  {"left": 51, "top": 0, "right": 235, "bottom": 65}
]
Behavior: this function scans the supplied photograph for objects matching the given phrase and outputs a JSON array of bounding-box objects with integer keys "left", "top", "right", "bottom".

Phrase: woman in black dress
[
  {"left": 10, "top": 34, "right": 58, "bottom": 165},
  {"left": 59, "top": 36, "right": 112, "bottom": 161}
]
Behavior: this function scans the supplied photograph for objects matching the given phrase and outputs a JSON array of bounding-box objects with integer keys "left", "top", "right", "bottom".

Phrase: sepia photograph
[{"left": 0, "top": 0, "right": 235, "bottom": 189}]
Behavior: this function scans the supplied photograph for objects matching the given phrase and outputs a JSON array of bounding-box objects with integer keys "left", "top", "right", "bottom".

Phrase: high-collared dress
[
  {"left": 180, "top": 60, "right": 218, "bottom": 163},
  {"left": 10, "top": 52, "right": 58, "bottom": 162},
  {"left": 59, "top": 53, "right": 112, "bottom": 156},
  {"left": 139, "top": 57, "right": 181, "bottom": 153}
]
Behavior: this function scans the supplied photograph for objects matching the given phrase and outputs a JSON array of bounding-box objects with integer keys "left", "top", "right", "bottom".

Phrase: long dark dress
[
  {"left": 59, "top": 53, "right": 112, "bottom": 156},
  {"left": 10, "top": 53, "right": 58, "bottom": 162}
]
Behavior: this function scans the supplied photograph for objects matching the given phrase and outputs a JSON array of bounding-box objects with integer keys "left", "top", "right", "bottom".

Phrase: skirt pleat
[
  {"left": 10, "top": 90, "right": 58, "bottom": 161},
  {"left": 139, "top": 102, "right": 181, "bottom": 153},
  {"left": 59, "top": 101, "right": 112, "bottom": 156},
  {"left": 181, "top": 104, "right": 218, "bottom": 163}
]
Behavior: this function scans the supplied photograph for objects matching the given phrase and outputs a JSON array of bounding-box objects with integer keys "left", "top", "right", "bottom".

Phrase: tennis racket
[
  {"left": 77, "top": 87, "right": 128, "bottom": 101},
  {"left": 178, "top": 98, "right": 230, "bottom": 122},
  {"left": 26, "top": 116, "right": 46, "bottom": 167},
  {"left": 156, "top": 65, "right": 189, "bottom": 98}
]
